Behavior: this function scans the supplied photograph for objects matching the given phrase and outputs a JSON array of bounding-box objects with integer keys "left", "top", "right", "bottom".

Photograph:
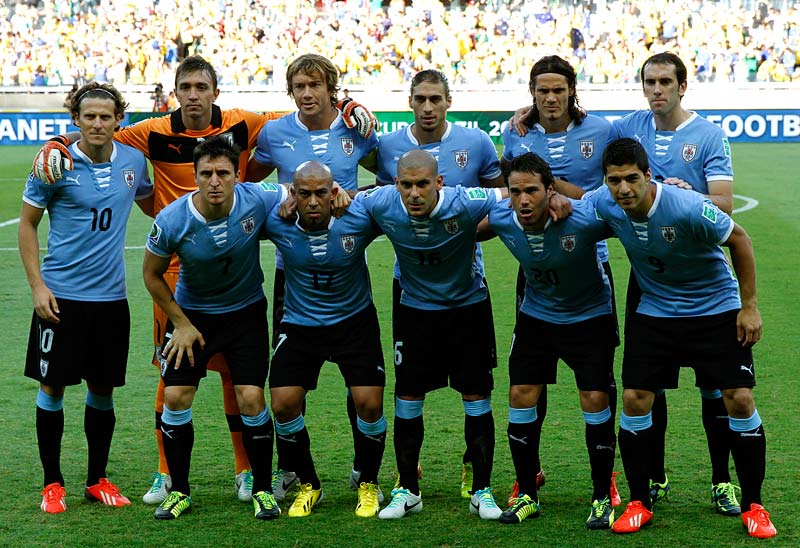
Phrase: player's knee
[
  {"left": 723, "top": 387, "right": 755, "bottom": 417},
  {"left": 579, "top": 390, "right": 609, "bottom": 413},
  {"left": 509, "top": 384, "right": 539, "bottom": 408},
  {"left": 621, "top": 388, "right": 653, "bottom": 415}
]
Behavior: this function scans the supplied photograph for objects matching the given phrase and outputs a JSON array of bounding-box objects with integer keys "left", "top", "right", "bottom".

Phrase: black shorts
[
  {"left": 160, "top": 298, "right": 270, "bottom": 388},
  {"left": 393, "top": 277, "right": 497, "bottom": 369},
  {"left": 509, "top": 312, "right": 616, "bottom": 391},
  {"left": 622, "top": 310, "right": 756, "bottom": 391},
  {"left": 393, "top": 299, "right": 496, "bottom": 397},
  {"left": 269, "top": 303, "right": 385, "bottom": 390},
  {"left": 25, "top": 299, "right": 130, "bottom": 388}
]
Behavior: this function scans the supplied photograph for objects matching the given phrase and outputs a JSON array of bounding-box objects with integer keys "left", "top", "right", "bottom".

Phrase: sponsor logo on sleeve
[
  {"left": 259, "top": 182, "right": 279, "bottom": 192},
  {"left": 701, "top": 203, "right": 718, "bottom": 223},
  {"left": 466, "top": 187, "right": 488, "bottom": 200},
  {"left": 148, "top": 223, "right": 162, "bottom": 247}
]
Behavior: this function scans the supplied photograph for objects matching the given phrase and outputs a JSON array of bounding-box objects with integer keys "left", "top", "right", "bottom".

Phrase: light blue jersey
[
  {"left": 146, "top": 182, "right": 286, "bottom": 313},
  {"left": 376, "top": 121, "right": 501, "bottom": 278},
  {"left": 22, "top": 142, "right": 152, "bottom": 301},
  {"left": 502, "top": 114, "right": 613, "bottom": 262},
  {"left": 253, "top": 111, "right": 378, "bottom": 190},
  {"left": 611, "top": 110, "right": 733, "bottom": 194},
  {"left": 360, "top": 184, "right": 502, "bottom": 310},
  {"left": 262, "top": 193, "right": 381, "bottom": 326},
  {"left": 488, "top": 198, "right": 613, "bottom": 324},
  {"left": 585, "top": 183, "right": 740, "bottom": 317}
]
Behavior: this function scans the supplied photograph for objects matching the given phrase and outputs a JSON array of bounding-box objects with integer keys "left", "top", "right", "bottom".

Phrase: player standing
[{"left": 20, "top": 82, "right": 153, "bottom": 513}]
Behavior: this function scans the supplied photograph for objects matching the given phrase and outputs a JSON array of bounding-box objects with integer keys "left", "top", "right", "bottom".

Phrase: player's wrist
[{"left": 47, "top": 135, "right": 70, "bottom": 147}]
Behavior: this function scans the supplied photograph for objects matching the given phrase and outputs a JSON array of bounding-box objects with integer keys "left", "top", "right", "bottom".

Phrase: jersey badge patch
[
  {"left": 454, "top": 150, "right": 468, "bottom": 168},
  {"left": 702, "top": 203, "right": 718, "bottom": 223},
  {"left": 123, "top": 170, "right": 135, "bottom": 188},
  {"left": 466, "top": 187, "right": 487, "bottom": 200},
  {"left": 722, "top": 137, "right": 731, "bottom": 157},
  {"left": 341, "top": 138, "right": 354, "bottom": 156},
  {"left": 40, "top": 359, "right": 49, "bottom": 378},
  {"left": 341, "top": 234, "right": 356, "bottom": 254},
  {"left": 259, "top": 182, "right": 280, "bottom": 192},
  {"left": 579, "top": 140, "right": 594, "bottom": 159},
  {"left": 443, "top": 217, "right": 460, "bottom": 234},
  {"left": 148, "top": 223, "right": 162, "bottom": 247},
  {"left": 681, "top": 143, "right": 698, "bottom": 162},
  {"left": 660, "top": 226, "right": 676, "bottom": 242},
  {"left": 560, "top": 234, "right": 576, "bottom": 252},
  {"left": 240, "top": 216, "right": 255, "bottom": 235}
]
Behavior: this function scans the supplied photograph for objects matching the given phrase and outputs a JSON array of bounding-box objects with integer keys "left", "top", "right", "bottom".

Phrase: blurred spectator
[
  {"left": 151, "top": 83, "right": 167, "bottom": 112},
  {"left": 0, "top": 0, "right": 797, "bottom": 89}
]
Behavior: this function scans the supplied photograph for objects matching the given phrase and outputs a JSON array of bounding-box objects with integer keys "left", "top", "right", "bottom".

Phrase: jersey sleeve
[
  {"left": 146, "top": 216, "right": 174, "bottom": 257},
  {"left": 375, "top": 142, "right": 394, "bottom": 185},
  {"left": 701, "top": 128, "right": 734, "bottom": 182},
  {"left": 691, "top": 199, "right": 734, "bottom": 245},
  {"left": 254, "top": 181, "right": 288, "bottom": 215},
  {"left": 241, "top": 110, "right": 273, "bottom": 153},
  {"left": 134, "top": 155, "right": 154, "bottom": 199},
  {"left": 347, "top": 192, "right": 384, "bottom": 238},
  {"left": 115, "top": 116, "right": 159, "bottom": 155},
  {"left": 253, "top": 121, "right": 275, "bottom": 166},
  {"left": 477, "top": 131, "right": 502, "bottom": 180},
  {"left": 500, "top": 125, "right": 516, "bottom": 161},
  {"left": 462, "top": 186, "right": 503, "bottom": 222},
  {"left": 21, "top": 172, "right": 53, "bottom": 209}
]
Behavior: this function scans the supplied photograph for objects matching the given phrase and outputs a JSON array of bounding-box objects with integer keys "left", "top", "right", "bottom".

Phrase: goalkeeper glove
[
  {"left": 338, "top": 98, "right": 378, "bottom": 139},
  {"left": 32, "top": 136, "right": 73, "bottom": 184}
]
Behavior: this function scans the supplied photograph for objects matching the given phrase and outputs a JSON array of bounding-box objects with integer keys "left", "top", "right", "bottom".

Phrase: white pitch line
[{"left": 733, "top": 194, "right": 759, "bottom": 214}]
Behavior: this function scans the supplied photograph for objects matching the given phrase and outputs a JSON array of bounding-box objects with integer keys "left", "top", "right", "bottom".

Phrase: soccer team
[{"left": 20, "top": 51, "right": 776, "bottom": 539}]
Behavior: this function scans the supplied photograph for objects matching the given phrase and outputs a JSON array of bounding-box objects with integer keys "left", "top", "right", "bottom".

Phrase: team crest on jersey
[
  {"left": 341, "top": 138, "right": 354, "bottom": 156},
  {"left": 443, "top": 217, "right": 460, "bottom": 234},
  {"left": 341, "top": 234, "right": 356, "bottom": 254},
  {"left": 40, "top": 359, "right": 49, "bottom": 378},
  {"left": 454, "top": 150, "right": 469, "bottom": 169},
  {"left": 123, "top": 169, "right": 135, "bottom": 188},
  {"left": 560, "top": 234, "right": 577, "bottom": 252},
  {"left": 579, "top": 140, "right": 594, "bottom": 159},
  {"left": 148, "top": 223, "right": 162, "bottom": 247},
  {"left": 660, "top": 226, "right": 676, "bottom": 242},
  {"left": 240, "top": 216, "right": 255, "bottom": 235},
  {"left": 681, "top": 143, "right": 698, "bottom": 162}
]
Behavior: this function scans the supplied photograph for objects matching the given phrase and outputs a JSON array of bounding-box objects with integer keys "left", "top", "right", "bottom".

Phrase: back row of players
[{"left": 22, "top": 52, "right": 775, "bottom": 538}]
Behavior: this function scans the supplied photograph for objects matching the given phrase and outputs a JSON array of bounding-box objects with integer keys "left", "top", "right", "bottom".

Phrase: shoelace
[
  {"left": 388, "top": 488, "right": 410, "bottom": 507},
  {"left": 593, "top": 499, "right": 611, "bottom": 517},
  {"left": 42, "top": 484, "right": 64, "bottom": 500},
  {"left": 476, "top": 489, "right": 498, "bottom": 508},
  {"left": 147, "top": 472, "right": 163, "bottom": 492},
  {"left": 98, "top": 478, "right": 121, "bottom": 495}
]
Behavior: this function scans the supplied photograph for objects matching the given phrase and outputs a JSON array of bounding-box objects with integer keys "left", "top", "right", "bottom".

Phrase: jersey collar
[
  {"left": 405, "top": 121, "right": 452, "bottom": 145},
  {"left": 170, "top": 104, "right": 223, "bottom": 133},
  {"left": 70, "top": 141, "right": 117, "bottom": 164},
  {"left": 293, "top": 110, "right": 343, "bottom": 131}
]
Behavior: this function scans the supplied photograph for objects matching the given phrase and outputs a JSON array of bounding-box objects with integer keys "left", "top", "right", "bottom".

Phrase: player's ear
[
  {"left": 330, "top": 184, "right": 339, "bottom": 198},
  {"left": 436, "top": 174, "right": 444, "bottom": 189},
  {"left": 236, "top": 169, "right": 241, "bottom": 181},
  {"left": 213, "top": 87, "right": 220, "bottom": 102}
]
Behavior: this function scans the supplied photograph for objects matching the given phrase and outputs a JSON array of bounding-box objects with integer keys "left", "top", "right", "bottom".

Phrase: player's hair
[
  {"left": 193, "top": 136, "right": 241, "bottom": 170},
  {"left": 602, "top": 138, "right": 650, "bottom": 174},
  {"left": 410, "top": 69, "right": 451, "bottom": 99},
  {"left": 285, "top": 54, "right": 340, "bottom": 106},
  {"left": 175, "top": 55, "right": 219, "bottom": 91},
  {"left": 69, "top": 82, "right": 128, "bottom": 118},
  {"left": 503, "top": 152, "right": 555, "bottom": 188},
  {"left": 527, "top": 55, "right": 586, "bottom": 127},
  {"left": 640, "top": 52, "right": 687, "bottom": 88}
]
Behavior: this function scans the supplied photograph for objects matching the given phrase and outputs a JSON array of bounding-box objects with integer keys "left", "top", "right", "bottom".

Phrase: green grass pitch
[{"left": 0, "top": 143, "right": 796, "bottom": 547}]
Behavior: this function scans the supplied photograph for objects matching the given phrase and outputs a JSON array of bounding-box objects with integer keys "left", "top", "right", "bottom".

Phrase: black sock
[
  {"left": 277, "top": 427, "right": 319, "bottom": 489},
  {"left": 465, "top": 412, "right": 495, "bottom": 492},
  {"left": 731, "top": 424, "right": 766, "bottom": 509},
  {"left": 37, "top": 406, "right": 65, "bottom": 487},
  {"left": 225, "top": 413, "right": 243, "bottom": 435},
  {"left": 353, "top": 422, "right": 385, "bottom": 485},
  {"left": 85, "top": 405, "right": 116, "bottom": 485},
  {"left": 507, "top": 420, "right": 538, "bottom": 499},
  {"left": 394, "top": 415, "right": 423, "bottom": 494},
  {"left": 702, "top": 396, "right": 732, "bottom": 485},
  {"left": 241, "top": 420, "right": 274, "bottom": 493},
  {"left": 618, "top": 425, "right": 653, "bottom": 508},
  {"left": 608, "top": 375, "right": 618, "bottom": 421},
  {"left": 650, "top": 393, "right": 668, "bottom": 483},
  {"left": 586, "top": 420, "right": 616, "bottom": 501},
  {"left": 161, "top": 421, "right": 194, "bottom": 495}
]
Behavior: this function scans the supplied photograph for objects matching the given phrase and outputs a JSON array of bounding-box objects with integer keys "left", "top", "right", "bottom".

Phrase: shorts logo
[
  {"left": 123, "top": 169, "right": 135, "bottom": 188},
  {"left": 701, "top": 203, "right": 718, "bottom": 223},
  {"left": 341, "top": 138, "right": 354, "bottom": 156},
  {"left": 660, "top": 226, "right": 676, "bottom": 242},
  {"left": 560, "top": 234, "right": 576, "bottom": 252},
  {"left": 454, "top": 150, "right": 468, "bottom": 168},
  {"left": 240, "top": 216, "right": 255, "bottom": 235},
  {"left": 340, "top": 234, "right": 356, "bottom": 254},
  {"left": 40, "top": 359, "right": 49, "bottom": 378},
  {"left": 148, "top": 223, "right": 162, "bottom": 247},
  {"left": 466, "top": 187, "right": 487, "bottom": 200},
  {"left": 579, "top": 140, "right": 594, "bottom": 159},
  {"left": 681, "top": 143, "right": 698, "bottom": 162},
  {"left": 443, "top": 217, "right": 460, "bottom": 234}
]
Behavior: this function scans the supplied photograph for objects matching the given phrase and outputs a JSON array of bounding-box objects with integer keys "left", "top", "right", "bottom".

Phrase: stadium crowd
[{"left": 1, "top": 0, "right": 798, "bottom": 89}]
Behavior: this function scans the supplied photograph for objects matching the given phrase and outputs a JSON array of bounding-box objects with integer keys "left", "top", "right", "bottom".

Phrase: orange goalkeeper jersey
[{"left": 114, "top": 105, "right": 279, "bottom": 271}]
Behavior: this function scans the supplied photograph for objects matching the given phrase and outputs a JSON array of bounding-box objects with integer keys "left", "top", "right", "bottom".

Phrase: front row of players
[{"left": 22, "top": 98, "right": 776, "bottom": 536}]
